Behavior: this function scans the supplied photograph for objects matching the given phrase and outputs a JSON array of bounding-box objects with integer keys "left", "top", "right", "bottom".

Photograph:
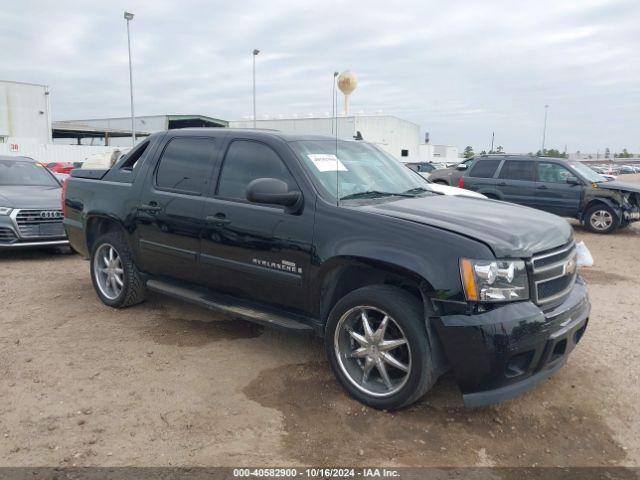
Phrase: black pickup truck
[{"left": 64, "top": 129, "right": 590, "bottom": 410}]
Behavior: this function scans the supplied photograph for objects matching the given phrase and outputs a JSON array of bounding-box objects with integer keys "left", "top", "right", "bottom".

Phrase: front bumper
[
  {"left": 0, "top": 215, "right": 68, "bottom": 249},
  {"left": 433, "top": 277, "right": 590, "bottom": 407}
]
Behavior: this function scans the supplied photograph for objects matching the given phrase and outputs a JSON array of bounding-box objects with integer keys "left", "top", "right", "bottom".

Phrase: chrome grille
[
  {"left": 13, "top": 209, "right": 65, "bottom": 239},
  {"left": 531, "top": 242, "right": 577, "bottom": 306}
]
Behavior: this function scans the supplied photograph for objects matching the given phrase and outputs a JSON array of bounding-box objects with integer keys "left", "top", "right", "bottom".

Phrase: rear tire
[
  {"left": 90, "top": 230, "right": 146, "bottom": 308},
  {"left": 585, "top": 204, "right": 618, "bottom": 234},
  {"left": 325, "top": 285, "right": 435, "bottom": 410}
]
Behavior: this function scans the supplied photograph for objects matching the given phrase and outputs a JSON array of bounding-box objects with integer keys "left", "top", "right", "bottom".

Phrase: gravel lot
[{"left": 1, "top": 176, "right": 639, "bottom": 468}]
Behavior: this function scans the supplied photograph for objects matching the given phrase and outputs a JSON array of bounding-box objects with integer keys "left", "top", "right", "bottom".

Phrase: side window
[
  {"left": 120, "top": 140, "right": 150, "bottom": 171},
  {"left": 537, "top": 163, "right": 572, "bottom": 183},
  {"left": 499, "top": 160, "right": 535, "bottom": 181},
  {"left": 468, "top": 159, "right": 501, "bottom": 178},
  {"left": 217, "top": 140, "right": 295, "bottom": 201},
  {"left": 155, "top": 137, "right": 215, "bottom": 195}
]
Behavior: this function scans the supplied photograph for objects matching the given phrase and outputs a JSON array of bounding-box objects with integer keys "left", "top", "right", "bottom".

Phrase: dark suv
[{"left": 438, "top": 154, "right": 640, "bottom": 234}]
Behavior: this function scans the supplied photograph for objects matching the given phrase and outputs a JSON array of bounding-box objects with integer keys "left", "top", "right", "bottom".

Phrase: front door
[
  {"left": 199, "top": 138, "right": 314, "bottom": 313},
  {"left": 135, "top": 136, "right": 218, "bottom": 282},
  {"left": 534, "top": 162, "right": 582, "bottom": 216}
]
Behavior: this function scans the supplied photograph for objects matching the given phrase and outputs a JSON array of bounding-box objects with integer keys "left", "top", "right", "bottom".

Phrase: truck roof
[{"left": 154, "top": 127, "right": 356, "bottom": 143}]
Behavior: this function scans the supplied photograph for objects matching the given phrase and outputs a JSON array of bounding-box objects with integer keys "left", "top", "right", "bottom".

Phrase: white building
[
  {"left": 230, "top": 115, "right": 458, "bottom": 163},
  {"left": 0, "top": 79, "right": 124, "bottom": 163},
  {"left": 0, "top": 80, "right": 52, "bottom": 145}
]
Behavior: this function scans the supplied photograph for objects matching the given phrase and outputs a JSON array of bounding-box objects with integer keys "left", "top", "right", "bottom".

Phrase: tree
[
  {"left": 496, "top": 146, "right": 504, "bottom": 153},
  {"left": 463, "top": 146, "right": 475, "bottom": 158},
  {"left": 536, "top": 148, "right": 567, "bottom": 159},
  {"left": 479, "top": 150, "right": 487, "bottom": 155},
  {"left": 618, "top": 148, "right": 632, "bottom": 158}
]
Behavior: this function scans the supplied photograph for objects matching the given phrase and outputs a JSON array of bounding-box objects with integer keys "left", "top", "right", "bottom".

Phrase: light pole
[
  {"left": 331, "top": 71, "right": 338, "bottom": 133},
  {"left": 252, "top": 49, "right": 260, "bottom": 128},
  {"left": 541, "top": 104, "right": 549, "bottom": 154},
  {"left": 124, "top": 11, "right": 136, "bottom": 146}
]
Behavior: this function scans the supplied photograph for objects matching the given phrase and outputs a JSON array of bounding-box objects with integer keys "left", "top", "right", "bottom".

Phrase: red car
[{"left": 45, "top": 162, "right": 75, "bottom": 175}]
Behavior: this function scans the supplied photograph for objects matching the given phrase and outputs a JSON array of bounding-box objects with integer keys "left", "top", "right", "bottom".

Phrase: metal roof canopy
[
  {"left": 165, "top": 114, "right": 228, "bottom": 129},
  {"left": 52, "top": 121, "right": 150, "bottom": 145}
]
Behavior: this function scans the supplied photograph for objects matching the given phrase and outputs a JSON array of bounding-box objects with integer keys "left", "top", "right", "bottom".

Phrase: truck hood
[
  {"left": 359, "top": 195, "right": 573, "bottom": 258},
  {"left": 0, "top": 186, "right": 62, "bottom": 209},
  {"left": 596, "top": 181, "right": 640, "bottom": 195}
]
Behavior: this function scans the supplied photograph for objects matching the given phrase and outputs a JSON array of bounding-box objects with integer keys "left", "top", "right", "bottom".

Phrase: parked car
[
  {"left": 428, "top": 156, "right": 478, "bottom": 187},
  {"left": 45, "top": 161, "right": 75, "bottom": 175},
  {"left": 405, "top": 167, "right": 487, "bottom": 199},
  {"left": 405, "top": 162, "right": 437, "bottom": 175},
  {"left": 453, "top": 155, "right": 640, "bottom": 234},
  {"left": 64, "top": 130, "right": 589, "bottom": 410},
  {"left": 0, "top": 155, "right": 69, "bottom": 249}
]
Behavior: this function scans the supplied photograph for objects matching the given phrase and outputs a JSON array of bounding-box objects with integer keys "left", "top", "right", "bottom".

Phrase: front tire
[
  {"left": 90, "top": 231, "right": 146, "bottom": 308},
  {"left": 325, "top": 285, "right": 435, "bottom": 410},
  {"left": 585, "top": 204, "right": 618, "bottom": 234}
]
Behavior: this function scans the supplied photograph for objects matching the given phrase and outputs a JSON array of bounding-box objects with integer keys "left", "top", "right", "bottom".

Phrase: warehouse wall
[{"left": 0, "top": 138, "right": 116, "bottom": 164}]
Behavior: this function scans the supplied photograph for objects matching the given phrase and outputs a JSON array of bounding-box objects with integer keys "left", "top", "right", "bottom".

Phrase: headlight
[
  {"left": 0, "top": 207, "right": 12, "bottom": 215},
  {"left": 460, "top": 258, "right": 529, "bottom": 302}
]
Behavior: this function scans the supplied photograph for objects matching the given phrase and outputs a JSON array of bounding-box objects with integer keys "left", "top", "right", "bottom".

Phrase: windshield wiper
[
  {"left": 339, "top": 190, "right": 415, "bottom": 200},
  {"left": 403, "top": 187, "right": 430, "bottom": 195}
]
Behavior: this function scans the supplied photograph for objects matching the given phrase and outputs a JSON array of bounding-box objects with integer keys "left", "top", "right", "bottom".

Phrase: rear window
[
  {"left": 155, "top": 137, "right": 216, "bottom": 195},
  {"left": 499, "top": 160, "right": 535, "bottom": 181},
  {"left": 469, "top": 159, "right": 501, "bottom": 178}
]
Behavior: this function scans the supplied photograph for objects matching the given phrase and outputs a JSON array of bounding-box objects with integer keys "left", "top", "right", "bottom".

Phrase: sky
[{"left": 1, "top": 0, "right": 639, "bottom": 153}]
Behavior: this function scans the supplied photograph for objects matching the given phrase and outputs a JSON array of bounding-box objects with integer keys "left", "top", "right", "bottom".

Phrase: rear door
[
  {"left": 465, "top": 158, "right": 502, "bottom": 193},
  {"left": 199, "top": 136, "right": 315, "bottom": 312},
  {"left": 534, "top": 162, "right": 582, "bottom": 216},
  {"left": 135, "top": 135, "right": 219, "bottom": 283},
  {"left": 495, "top": 159, "right": 537, "bottom": 206}
]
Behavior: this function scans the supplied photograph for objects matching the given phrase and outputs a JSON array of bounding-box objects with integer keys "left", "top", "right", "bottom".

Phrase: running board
[{"left": 146, "top": 279, "right": 315, "bottom": 335}]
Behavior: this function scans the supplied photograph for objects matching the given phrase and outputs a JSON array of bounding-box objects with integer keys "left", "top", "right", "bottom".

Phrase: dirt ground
[{"left": 1, "top": 177, "right": 639, "bottom": 468}]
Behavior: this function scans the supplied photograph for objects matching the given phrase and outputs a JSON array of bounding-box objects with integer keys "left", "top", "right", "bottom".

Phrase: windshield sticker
[{"left": 307, "top": 154, "right": 348, "bottom": 172}]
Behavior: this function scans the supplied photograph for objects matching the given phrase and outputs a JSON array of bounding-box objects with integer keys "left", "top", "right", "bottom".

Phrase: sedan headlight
[
  {"left": 460, "top": 258, "right": 529, "bottom": 302},
  {"left": 0, "top": 207, "right": 12, "bottom": 215}
]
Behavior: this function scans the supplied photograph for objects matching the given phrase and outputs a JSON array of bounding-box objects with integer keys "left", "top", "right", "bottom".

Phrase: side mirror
[
  {"left": 246, "top": 178, "right": 302, "bottom": 210},
  {"left": 566, "top": 176, "right": 581, "bottom": 186},
  {"left": 456, "top": 164, "right": 468, "bottom": 171}
]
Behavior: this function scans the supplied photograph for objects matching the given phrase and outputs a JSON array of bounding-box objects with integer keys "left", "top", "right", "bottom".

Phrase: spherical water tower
[{"left": 337, "top": 71, "right": 358, "bottom": 115}]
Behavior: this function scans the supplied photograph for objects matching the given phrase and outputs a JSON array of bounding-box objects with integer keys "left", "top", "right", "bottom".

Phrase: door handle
[
  {"left": 139, "top": 203, "right": 162, "bottom": 212},
  {"left": 498, "top": 182, "right": 507, "bottom": 186},
  {"left": 537, "top": 185, "right": 548, "bottom": 190},
  {"left": 206, "top": 213, "right": 231, "bottom": 225}
]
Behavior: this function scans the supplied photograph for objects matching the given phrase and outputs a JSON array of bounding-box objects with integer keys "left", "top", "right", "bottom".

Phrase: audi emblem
[{"left": 40, "top": 210, "right": 63, "bottom": 219}]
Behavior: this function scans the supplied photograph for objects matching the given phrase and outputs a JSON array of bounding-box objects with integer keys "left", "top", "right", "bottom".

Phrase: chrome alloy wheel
[
  {"left": 94, "top": 243, "right": 124, "bottom": 300},
  {"left": 334, "top": 306, "right": 412, "bottom": 397},
  {"left": 590, "top": 209, "right": 613, "bottom": 231}
]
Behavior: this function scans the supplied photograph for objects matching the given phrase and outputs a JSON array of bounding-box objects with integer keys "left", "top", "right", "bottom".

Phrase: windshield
[
  {"left": 568, "top": 161, "right": 606, "bottom": 183},
  {"left": 0, "top": 159, "right": 60, "bottom": 187},
  {"left": 290, "top": 140, "right": 429, "bottom": 202}
]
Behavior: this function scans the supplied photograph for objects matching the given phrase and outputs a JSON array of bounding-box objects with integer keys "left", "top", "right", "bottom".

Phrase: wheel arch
[
  {"left": 315, "top": 256, "right": 435, "bottom": 324},
  {"left": 85, "top": 214, "right": 131, "bottom": 254},
  {"left": 478, "top": 190, "right": 502, "bottom": 200},
  {"left": 316, "top": 256, "right": 449, "bottom": 377},
  {"left": 582, "top": 197, "right": 621, "bottom": 222}
]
